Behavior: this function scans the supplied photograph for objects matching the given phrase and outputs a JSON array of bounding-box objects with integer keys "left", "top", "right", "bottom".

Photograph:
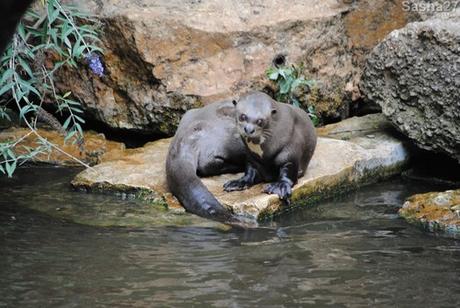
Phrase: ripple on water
[{"left": 0, "top": 167, "right": 459, "bottom": 307}]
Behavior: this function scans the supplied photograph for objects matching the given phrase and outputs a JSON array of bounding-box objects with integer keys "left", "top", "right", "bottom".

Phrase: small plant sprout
[{"left": 266, "top": 64, "right": 319, "bottom": 126}]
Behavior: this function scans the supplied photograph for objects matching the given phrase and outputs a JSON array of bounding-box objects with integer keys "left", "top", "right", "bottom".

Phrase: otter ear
[
  {"left": 271, "top": 109, "right": 277, "bottom": 116},
  {"left": 232, "top": 99, "right": 238, "bottom": 106}
]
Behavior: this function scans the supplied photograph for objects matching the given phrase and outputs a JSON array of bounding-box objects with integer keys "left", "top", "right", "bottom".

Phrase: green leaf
[
  {"left": 26, "top": 29, "right": 44, "bottom": 39},
  {"left": 79, "top": 26, "right": 98, "bottom": 35},
  {"left": 0, "top": 82, "right": 14, "bottom": 96},
  {"left": 18, "top": 57, "right": 34, "bottom": 78},
  {"left": 75, "top": 123, "right": 83, "bottom": 136},
  {"left": 72, "top": 42, "right": 86, "bottom": 58},
  {"left": 68, "top": 58, "right": 77, "bottom": 68},
  {"left": 60, "top": 21, "right": 71, "bottom": 42},
  {"left": 74, "top": 115, "right": 85, "bottom": 123},
  {"left": 278, "top": 69, "right": 287, "bottom": 80},
  {"left": 62, "top": 116, "right": 72, "bottom": 130},
  {"left": 19, "top": 104, "right": 35, "bottom": 119},
  {"left": 291, "top": 78, "right": 306, "bottom": 92},
  {"left": 266, "top": 67, "right": 279, "bottom": 81},
  {"left": 279, "top": 79, "right": 291, "bottom": 95},
  {"left": 70, "top": 107, "right": 83, "bottom": 113},
  {"left": 1, "top": 47, "right": 13, "bottom": 62},
  {"left": 31, "top": 43, "right": 52, "bottom": 52},
  {"left": 19, "top": 80, "right": 41, "bottom": 97},
  {"left": 0, "top": 164, "right": 5, "bottom": 174},
  {"left": 65, "top": 100, "right": 81, "bottom": 106},
  {"left": 64, "top": 130, "right": 77, "bottom": 144},
  {"left": 47, "top": 0, "right": 60, "bottom": 25},
  {"left": 0, "top": 108, "right": 11, "bottom": 121},
  {"left": 49, "top": 28, "right": 58, "bottom": 45},
  {"left": 88, "top": 46, "right": 103, "bottom": 54},
  {"left": 310, "top": 114, "right": 319, "bottom": 127},
  {"left": 6, "top": 148, "right": 15, "bottom": 159},
  {"left": 17, "top": 23, "right": 27, "bottom": 41},
  {"left": 5, "top": 160, "right": 16, "bottom": 177},
  {"left": 15, "top": 90, "right": 26, "bottom": 102}
]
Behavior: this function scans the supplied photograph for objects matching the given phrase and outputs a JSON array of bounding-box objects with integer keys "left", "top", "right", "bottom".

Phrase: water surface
[{"left": 1, "top": 167, "right": 459, "bottom": 307}]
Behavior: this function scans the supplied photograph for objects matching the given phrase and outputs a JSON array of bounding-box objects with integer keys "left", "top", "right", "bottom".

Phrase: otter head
[{"left": 232, "top": 92, "right": 277, "bottom": 144}]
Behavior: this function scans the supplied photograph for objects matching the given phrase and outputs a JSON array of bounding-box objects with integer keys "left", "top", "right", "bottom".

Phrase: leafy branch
[{"left": 0, "top": 0, "right": 104, "bottom": 177}]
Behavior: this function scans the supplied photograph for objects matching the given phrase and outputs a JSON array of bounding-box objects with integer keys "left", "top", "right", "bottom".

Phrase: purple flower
[{"left": 86, "top": 53, "right": 104, "bottom": 77}]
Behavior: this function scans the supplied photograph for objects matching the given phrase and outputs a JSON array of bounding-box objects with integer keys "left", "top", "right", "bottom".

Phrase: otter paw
[
  {"left": 223, "top": 179, "right": 250, "bottom": 192},
  {"left": 263, "top": 181, "right": 292, "bottom": 200}
]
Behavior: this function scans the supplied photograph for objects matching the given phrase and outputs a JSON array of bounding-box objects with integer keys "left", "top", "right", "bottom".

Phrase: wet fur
[
  {"left": 224, "top": 92, "right": 317, "bottom": 201},
  {"left": 166, "top": 100, "right": 246, "bottom": 223}
]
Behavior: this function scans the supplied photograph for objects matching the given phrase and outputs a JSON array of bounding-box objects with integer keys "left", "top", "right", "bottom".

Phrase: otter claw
[
  {"left": 263, "top": 181, "right": 292, "bottom": 200},
  {"left": 223, "top": 179, "right": 249, "bottom": 192}
]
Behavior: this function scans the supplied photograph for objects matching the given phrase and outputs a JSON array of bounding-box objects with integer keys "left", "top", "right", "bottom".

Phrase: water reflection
[{"left": 0, "top": 167, "right": 459, "bottom": 307}]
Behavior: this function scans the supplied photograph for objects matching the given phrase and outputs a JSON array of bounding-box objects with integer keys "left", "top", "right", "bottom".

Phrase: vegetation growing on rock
[
  {"left": 266, "top": 63, "right": 319, "bottom": 126},
  {"left": 400, "top": 190, "right": 460, "bottom": 238},
  {"left": 0, "top": 0, "right": 103, "bottom": 176}
]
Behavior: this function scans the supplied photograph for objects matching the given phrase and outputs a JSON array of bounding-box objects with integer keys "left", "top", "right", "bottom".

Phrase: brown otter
[
  {"left": 223, "top": 92, "right": 317, "bottom": 201},
  {"left": 166, "top": 100, "right": 247, "bottom": 224}
]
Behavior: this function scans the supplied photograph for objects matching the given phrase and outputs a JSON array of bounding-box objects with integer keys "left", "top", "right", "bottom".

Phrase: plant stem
[{"left": 8, "top": 36, "right": 97, "bottom": 173}]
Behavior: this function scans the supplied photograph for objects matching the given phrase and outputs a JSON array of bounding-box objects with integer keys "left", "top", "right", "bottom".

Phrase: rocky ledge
[
  {"left": 71, "top": 114, "right": 410, "bottom": 221},
  {"left": 400, "top": 190, "right": 460, "bottom": 239},
  {"left": 0, "top": 128, "right": 125, "bottom": 166}
]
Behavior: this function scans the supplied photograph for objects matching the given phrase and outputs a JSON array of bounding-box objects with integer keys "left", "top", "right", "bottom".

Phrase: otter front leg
[
  {"left": 263, "top": 161, "right": 298, "bottom": 201},
  {"left": 223, "top": 163, "right": 261, "bottom": 192}
]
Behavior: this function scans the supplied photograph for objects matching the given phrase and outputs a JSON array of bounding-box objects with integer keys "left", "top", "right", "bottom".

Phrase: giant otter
[
  {"left": 223, "top": 92, "right": 317, "bottom": 201},
  {"left": 166, "top": 91, "right": 316, "bottom": 224},
  {"left": 166, "top": 100, "right": 247, "bottom": 224}
]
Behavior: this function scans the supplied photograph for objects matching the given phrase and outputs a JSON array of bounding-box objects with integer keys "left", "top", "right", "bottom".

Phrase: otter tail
[{"left": 166, "top": 154, "right": 237, "bottom": 224}]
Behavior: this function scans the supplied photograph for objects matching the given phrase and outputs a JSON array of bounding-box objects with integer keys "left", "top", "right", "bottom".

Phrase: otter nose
[{"left": 244, "top": 125, "right": 255, "bottom": 135}]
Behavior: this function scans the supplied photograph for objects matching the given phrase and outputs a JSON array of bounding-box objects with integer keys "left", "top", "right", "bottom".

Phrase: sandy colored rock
[
  {"left": 0, "top": 128, "right": 125, "bottom": 166},
  {"left": 55, "top": 0, "right": 421, "bottom": 134},
  {"left": 72, "top": 114, "right": 410, "bottom": 220},
  {"left": 400, "top": 190, "right": 460, "bottom": 238},
  {"left": 317, "top": 113, "right": 393, "bottom": 140}
]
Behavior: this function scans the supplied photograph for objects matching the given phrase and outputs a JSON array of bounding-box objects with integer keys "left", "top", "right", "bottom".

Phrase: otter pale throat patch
[{"left": 246, "top": 137, "right": 264, "bottom": 157}]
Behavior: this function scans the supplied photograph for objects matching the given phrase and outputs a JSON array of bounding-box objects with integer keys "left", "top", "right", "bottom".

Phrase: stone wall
[{"left": 56, "top": 0, "right": 425, "bottom": 135}]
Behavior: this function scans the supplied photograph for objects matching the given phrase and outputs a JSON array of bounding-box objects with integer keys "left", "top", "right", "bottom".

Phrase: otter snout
[{"left": 244, "top": 124, "right": 255, "bottom": 135}]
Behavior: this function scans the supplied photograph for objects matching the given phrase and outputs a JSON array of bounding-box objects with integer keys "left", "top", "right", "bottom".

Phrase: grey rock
[{"left": 361, "top": 9, "right": 460, "bottom": 162}]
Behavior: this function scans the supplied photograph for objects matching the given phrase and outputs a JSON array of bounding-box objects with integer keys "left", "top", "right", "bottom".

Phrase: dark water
[{"left": 1, "top": 167, "right": 459, "bottom": 307}]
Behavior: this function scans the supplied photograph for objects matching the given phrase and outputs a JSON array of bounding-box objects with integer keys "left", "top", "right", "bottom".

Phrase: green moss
[
  {"left": 71, "top": 179, "right": 171, "bottom": 211},
  {"left": 258, "top": 159, "right": 409, "bottom": 222}
]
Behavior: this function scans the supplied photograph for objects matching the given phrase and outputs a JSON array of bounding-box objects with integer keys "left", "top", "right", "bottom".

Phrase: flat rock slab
[
  {"left": 72, "top": 114, "right": 410, "bottom": 221},
  {"left": 0, "top": 128, "right": 126, "bottom": 166},
  {"left": 400, "top": 190, "right": 460, "bottom": 239}
]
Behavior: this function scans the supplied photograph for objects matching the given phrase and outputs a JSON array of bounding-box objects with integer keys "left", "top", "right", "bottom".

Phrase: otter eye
[
  {"left": 256, "top": 119, "right": 264, "bottom": 126},
  {"left": 239, "top": 114, "right": 247, "bottom": 122}
]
